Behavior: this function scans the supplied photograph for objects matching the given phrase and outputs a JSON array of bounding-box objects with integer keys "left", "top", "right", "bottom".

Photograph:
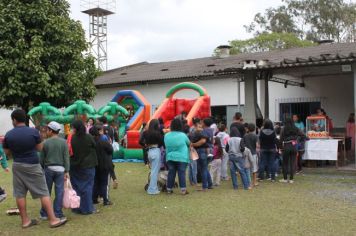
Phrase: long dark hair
[
  {"left": 148, "top": 119, "right": 160, "bottom": 132},
  {"left": 214, "top": 137, "right": 223, "bottom": 158},
  {"left": 72, "top": 120, "right": 86, "bottom": 136},
  {"left": 263, "top": 119, "right": 274, "bottom": 130},
  {"left": 89, "top": 125, "right": 102, "bottom": 140},
  {"left": 170, "top": 118, "right": 183, "bottom": 132},
  {"left": 283, "top": 118, "right": 299, "bottom": 137}
]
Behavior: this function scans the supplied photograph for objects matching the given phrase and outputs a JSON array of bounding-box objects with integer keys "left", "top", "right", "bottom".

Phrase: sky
[{"left": 68, "top": 0, "right": 282, "bottom": 70}]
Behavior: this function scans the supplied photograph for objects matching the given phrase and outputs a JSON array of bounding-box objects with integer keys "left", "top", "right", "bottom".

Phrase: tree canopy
[
  {"left": 228, "top": 32, "right": 315, "bottom": 55},
  {"left": 245, "top": 0, "right": 356, "bottom": 43},
  {"left": 0, "top": 0, "right": 99, "bottom": 111}
]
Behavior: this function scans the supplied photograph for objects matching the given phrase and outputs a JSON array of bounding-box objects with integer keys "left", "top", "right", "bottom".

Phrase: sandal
[
  {"left": 6, "top": 208, "right": 20, "bottom": 216},
  {"left": 22, "top": 219, "right": 39, "bottom": 229},
  {"left": 50, "top": 218, "right": 67, "bottom": 228}
]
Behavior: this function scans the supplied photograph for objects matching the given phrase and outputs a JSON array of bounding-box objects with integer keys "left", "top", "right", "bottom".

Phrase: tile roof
[{"left": 95, "top": 42, "right": 356, "bottom": 87}]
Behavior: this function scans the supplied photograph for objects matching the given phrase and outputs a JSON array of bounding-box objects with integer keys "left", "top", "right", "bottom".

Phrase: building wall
[
  {"left": 268, "top": 74, "right": 353, "bottom": 128},
  {"left": 93, "top": 74, "right": 353, "bottom": 128}
]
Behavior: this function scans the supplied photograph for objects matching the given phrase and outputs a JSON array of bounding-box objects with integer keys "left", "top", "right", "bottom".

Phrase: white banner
[{"left": 303, "top": 139, "right": 338, "bottom": 161}]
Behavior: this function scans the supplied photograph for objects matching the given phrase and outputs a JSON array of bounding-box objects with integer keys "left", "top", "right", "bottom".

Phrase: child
[
  {"left": 243, "top": 123, "right": 259, "bottom": 187},
  {"left": 209, "top": 137, "right": 223, "bottom": 186},
  {"left": 0, "top": 142, "right": 9, "bottom": 203},
  {"left": 216, "top": 124, "right": 230, "bottom": 181},
  {"left": 241, "top": 147, "right": 253, "bottom": 190}
]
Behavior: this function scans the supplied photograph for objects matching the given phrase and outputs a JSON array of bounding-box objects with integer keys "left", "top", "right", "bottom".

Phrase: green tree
[
  {"left": 245, "top": 0, "right": 356, "bottom": 42},
  {"left": 223, "top": 32, "right": 315, "bottom": 55},
  {"left": 0, "top": 0, "right": 99, "bottom": 112}
]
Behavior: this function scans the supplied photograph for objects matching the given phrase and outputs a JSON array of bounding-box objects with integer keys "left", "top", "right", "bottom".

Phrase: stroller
[{"left": 144, "top": 148, "right": 178, "bottom": 192}]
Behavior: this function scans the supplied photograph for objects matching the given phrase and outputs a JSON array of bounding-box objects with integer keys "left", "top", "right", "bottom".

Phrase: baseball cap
[{"left": 47, "top": 121, "right": 61, "bottom": 132}]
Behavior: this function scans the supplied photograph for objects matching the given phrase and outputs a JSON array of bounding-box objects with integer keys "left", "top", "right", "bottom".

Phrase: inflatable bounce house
[
  {"left": 27, "top": 82, "right": 210, "bottom": 160},
  {"left": 110, "top": 90, "right": 151, "bottom": 159},
  {"left": 151, "top": 82, "right": 211, "bottom": 128}
]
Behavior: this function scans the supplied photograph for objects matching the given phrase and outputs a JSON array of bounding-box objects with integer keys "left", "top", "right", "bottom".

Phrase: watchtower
[{"left": 81, "top": 0, "right": 116, "bottom": 71}]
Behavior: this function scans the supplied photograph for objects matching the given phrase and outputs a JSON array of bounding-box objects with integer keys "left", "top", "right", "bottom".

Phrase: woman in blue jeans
[
  {"left": 191, "top": 119, "right": 213, "bottom": 191},
  {"left": 258, "top": 119, "right": 277, "bottom": 182},
  {"left": 70, "top": 120, "right": 98, "bottom": 214},
  {"left": 145, "top": 119, "right": 164, "bottom": 195},
  {"left": 164, "top": 118, "right": 190, "bottom": 195}
]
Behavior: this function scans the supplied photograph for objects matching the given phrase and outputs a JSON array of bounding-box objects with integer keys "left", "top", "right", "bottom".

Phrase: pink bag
[{"left": 63, "top": 179, "right": 80, "bottom": 209}]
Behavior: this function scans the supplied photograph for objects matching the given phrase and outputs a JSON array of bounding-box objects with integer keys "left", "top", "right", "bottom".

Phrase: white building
[
  {"left": 93, "top": 42, "right": 356, "bottom": 131},
  {"left": 1, "top": 42, "right": 355, "bottom": 136}
]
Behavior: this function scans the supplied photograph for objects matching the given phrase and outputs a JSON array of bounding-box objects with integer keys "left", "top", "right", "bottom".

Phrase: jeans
[
  {"left": 282, "top": 143, "right": 297, "bottom": 180},
  {"left": 70, "top": 167, "right": 96, "bottom": 214},
  {"left": 167, "top": 161, "right": 188, "bottom": 191},
  {"left": 40, "top": 168, "right": 65, "bottom": 218},
  {"left": 259, "top": 150, "right": 276, "bottom": 180},
  {"left": 147, "top": 147, "right": 161, "bottom": 194},
  {"left": 197, "top": 148, "right": 213, "bottom": 189},
  {"left": 230, "top": 160, "right": 250, "bottom": 189},
  {"left": 93, "top": 170, "right": 110, "bottom": 203},
  {"left": 189, "top": 160, "right": 197, "bottom": 185}
]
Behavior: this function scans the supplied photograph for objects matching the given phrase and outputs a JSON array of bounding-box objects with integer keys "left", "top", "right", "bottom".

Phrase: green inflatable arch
[{"left": 165, "top": 82, "right": 207, "bottom": 98}]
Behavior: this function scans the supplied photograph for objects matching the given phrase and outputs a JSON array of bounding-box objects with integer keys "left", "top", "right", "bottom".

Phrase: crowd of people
[
  {"left": 1, "top": 109, "right": 120, "bottom": 228},
  {"left": 139, "top": 111, "right": 309, "bottom": 196},
  {"left": 0, "top": 107, "right": 354, "bottom": 229}
]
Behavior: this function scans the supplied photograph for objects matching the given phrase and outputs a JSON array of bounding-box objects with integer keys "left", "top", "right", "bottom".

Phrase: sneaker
[
  {"left": 279, "top": 179, "right": 288, "bottom": 183},
  {"left": 266, "top": 178, "right": 272, "bottom": 181},
  {"left": 103, "top": 201, "right": 114, "bottom": 206},
  {"left": 288, "top": 180, "right": 294, "bottom": 184},
  {"left": 39, "top": 215, "right": 48, "bottom": 221},
  {"left": 166, "top": 190, "right": 173, "bottom": 194},
  {"left": 181, "top": 190, "right": 189, "bottom": 195}
]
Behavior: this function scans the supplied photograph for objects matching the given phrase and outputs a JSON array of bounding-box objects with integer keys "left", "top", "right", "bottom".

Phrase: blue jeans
[
  {"left": 189, "top": 160, "right": 197, "bottom": 185},
  {"left": 70, "top": 167, "right": 96, "bottom": 214},
  {"left": 230, "top": 159, "right": 251, "bottom": 189},
  {"left": 40, "top": 168, "right": 65, "bottom": 218},
  {"left": 167, "top": 161, "right": 188, "bottom": 191},
  {"left": 259, "top": 150, "right": 276, "bottom": 180},
  {"left": 197, "top": 149, "right": 213, "bottom": 189},
  {"left": 147, "top": 147, "right": 161, "bottom": 194}
]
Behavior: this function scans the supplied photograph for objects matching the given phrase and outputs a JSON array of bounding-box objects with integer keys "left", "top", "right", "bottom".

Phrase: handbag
[
  {"left": 63, "top": 179, "right": 80, "bottom": 209},
  {"left": 112, "top": 141, "right": 120, "bottom": 152},
  {"left": 190, "top": 147, "right": 199, "bottom": 161}
]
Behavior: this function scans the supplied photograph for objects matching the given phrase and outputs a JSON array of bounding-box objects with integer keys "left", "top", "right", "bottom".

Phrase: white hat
[{"left": 47, "top": 121, "right": 61, "bottom": 132}]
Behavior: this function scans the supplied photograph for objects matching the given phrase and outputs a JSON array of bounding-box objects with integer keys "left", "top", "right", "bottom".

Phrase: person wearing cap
[
  {"left": 3, "top": 109, "right": 67, "bottom": 228},
  {"left": 39, "top": 121, "right": 70, "bottom": 220}
]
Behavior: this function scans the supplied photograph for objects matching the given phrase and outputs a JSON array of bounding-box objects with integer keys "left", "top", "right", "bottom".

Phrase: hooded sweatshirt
[
  {"left": 226, "top": 127, "right": 245, "bottom": 161},
  {"left": 259, "top": 129, "right": 276, "bottom": 151}
]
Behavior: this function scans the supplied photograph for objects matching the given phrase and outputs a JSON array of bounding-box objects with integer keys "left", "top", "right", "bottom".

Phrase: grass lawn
[{"left": 0, "top": 161, "right": 356, "bottom": 236}]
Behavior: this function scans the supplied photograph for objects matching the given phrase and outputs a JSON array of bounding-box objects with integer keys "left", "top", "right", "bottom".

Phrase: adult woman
[
  {"left": 258, "top": 119, "right": 277, "bottom": 182},
  {"left": 164, "top": 118, "right": 190, "bottom": 194},
  {"left": 70, "top": 120, "right": 98, "bottom": 214},
  {"left": 90, "top": 125, "right": 113, "bottom": 205},
  {"left": 145, "top": 119, "right": 164, "bottom": 195},
  {"left": 191, "top": 119, "right": 213, "bottom": 191},
  {"left": 279, "top": 118, "right": 303, "bottom": 183},
  {"left": 346, "top": 113, "right": 355, "bottom": 152},
  {"left": 188, "top": 118, "right": 201, "bottom": 186},
  {"left": 293, "top": 114, "right": 306, "bottom": 173}
]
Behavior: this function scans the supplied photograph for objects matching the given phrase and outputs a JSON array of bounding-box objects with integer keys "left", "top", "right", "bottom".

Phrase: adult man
[
  {"left": 230, "top": 112, "right": 245, "bottom": 138},
  {"left": 3, "top": 109, "right": 67, "bottom": 228},
  {"left": 39, "top": 121, "right": 70, "bottom": 220}
]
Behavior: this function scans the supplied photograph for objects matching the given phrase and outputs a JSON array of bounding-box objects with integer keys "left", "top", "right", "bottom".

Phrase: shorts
[
  {"left": 12, "top": 162, "right": 49, "bottom": 199},
  {"left": 250, "top": 154, "right": 258, "bottom": 173}
]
